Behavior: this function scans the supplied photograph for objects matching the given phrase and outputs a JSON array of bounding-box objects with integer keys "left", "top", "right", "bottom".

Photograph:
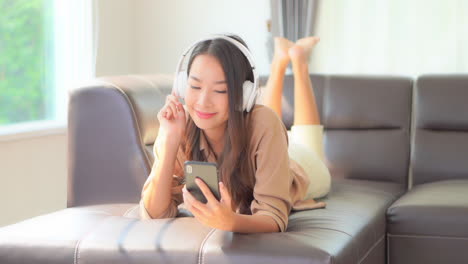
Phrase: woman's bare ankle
[
  {"left": 288, "top": 46, "right": 309, "bottom": 66},
  {"left": 289, "top": 36, "right": 320, "bottom": 64},
  {"left": 273, "top": 37, "right": 294, "bottom": 67}
]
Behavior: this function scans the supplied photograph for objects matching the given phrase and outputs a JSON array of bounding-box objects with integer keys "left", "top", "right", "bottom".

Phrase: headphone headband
[
  {"left": 176, "top": 34, "right": 258, "bottom": 80},
  {"left": 173, "top": 34, "right": 259, "bottom": 112}
]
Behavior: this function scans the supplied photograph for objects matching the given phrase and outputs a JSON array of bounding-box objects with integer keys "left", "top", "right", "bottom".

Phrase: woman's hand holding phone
[
  {"left": 157, "top": 91, "right": 186, "bottom": 148},
  {"left": 182, "top": 180, "right": 237, "bottom": 231}
]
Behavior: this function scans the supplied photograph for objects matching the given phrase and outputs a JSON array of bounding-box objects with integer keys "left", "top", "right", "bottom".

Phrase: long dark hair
[{"left": 182, "top": 34, "right": 255, "bottom": 214}]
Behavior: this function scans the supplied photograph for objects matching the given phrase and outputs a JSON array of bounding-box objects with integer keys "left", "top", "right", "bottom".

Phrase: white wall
[
  {"left": 95, "top": 0, "right": 136, "bottom": 76},
  {"left": 0, "top": 0, "right": 271, "bottom": 227},
  {"left": 132, "top": 0, "right": 271, "bottom": 76},
  {"left": 0, "top": 133, "right": 67, "bottom": 227}
]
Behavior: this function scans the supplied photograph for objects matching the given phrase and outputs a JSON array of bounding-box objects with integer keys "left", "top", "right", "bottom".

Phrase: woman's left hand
[{"left": 182, "top": 179, "right": 237, "bottom": 231}]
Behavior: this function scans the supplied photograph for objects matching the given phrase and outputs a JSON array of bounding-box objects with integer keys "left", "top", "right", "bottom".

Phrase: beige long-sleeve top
[{"left": 140, "top": 104, "right": 326, "bottom": 232}]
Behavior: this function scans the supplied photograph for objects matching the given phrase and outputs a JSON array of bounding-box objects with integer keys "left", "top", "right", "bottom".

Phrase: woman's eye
[
  {"left": 215, "top": 90, "right": 227, "bottom": 94},
  {"left": 190, "top": 86, "right": 201, "bottom": 90}
]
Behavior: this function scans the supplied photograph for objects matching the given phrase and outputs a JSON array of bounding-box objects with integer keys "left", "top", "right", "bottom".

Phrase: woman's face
[{"left": 185, "top": 54, "right": 229, "bottom": 134}]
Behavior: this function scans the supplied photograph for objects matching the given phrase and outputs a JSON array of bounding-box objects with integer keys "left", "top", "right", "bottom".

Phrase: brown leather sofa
[{"left": 0, "top": 73, "right": 466, "bottom": 264}]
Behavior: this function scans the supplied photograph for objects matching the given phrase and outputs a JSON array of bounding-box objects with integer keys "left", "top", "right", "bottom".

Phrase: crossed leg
[
  {"left": 261, "top": 36, "right": 331, "bottom": 199},
  {"left": 261, "top": 36, "right": 321, "bottom": 126}
]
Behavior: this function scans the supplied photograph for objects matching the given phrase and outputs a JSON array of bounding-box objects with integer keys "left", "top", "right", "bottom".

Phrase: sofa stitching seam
[
  {"left": 357, "top": 234, "right": 385, "bottom": 264},
  {"left": 291, "top": 226, "right": 353, "bottom": 237},
  {"left": 386, "top": 234, "right": 391, "bottom": 264},
  {"left": 198, "top": 228, "right": 216, "bottom": 264},
  {"left": 388, "top": 233, "right": 468, "bottom": 240},
  {"left": 123, "top": 205, "right": 138, "bottom": 217},
  {"left": 73, "top": 216, "right": 112, "bottom": 264}
]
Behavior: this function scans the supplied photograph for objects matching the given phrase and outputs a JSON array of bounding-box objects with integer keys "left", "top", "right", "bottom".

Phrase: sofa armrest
[{"left": 67, "top": 74, "right": 172, "bottom": 207}]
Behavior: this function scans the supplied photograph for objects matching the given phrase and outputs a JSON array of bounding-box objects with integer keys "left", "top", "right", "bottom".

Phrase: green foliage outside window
[{"left": 0, "top": 0, "right": 54, "bottom": 126}]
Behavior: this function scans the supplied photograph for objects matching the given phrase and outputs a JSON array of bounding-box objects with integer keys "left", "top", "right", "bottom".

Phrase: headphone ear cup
[
  {"left": 246, "top": 88, "right": 257, "bottom": 112},
  {"left": 176, "top": 71, "right": 188, "bottom": 98},
  {"left": 242, "top": 80, "right": 255, "bottom": 112}
]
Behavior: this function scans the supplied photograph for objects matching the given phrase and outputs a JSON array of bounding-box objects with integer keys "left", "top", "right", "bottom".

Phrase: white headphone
[{"left": 172, "top": 34, "right": 259, "bottom": 112}]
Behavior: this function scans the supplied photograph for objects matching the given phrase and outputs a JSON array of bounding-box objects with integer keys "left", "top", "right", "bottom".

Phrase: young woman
[{"left": 139, "top": 34, "right": 331, "bottom": 233}]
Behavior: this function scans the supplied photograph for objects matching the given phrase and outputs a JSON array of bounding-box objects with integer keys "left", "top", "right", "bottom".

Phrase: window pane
[{"left": 0, "top": 0, "right": 55, "bottom": 126}]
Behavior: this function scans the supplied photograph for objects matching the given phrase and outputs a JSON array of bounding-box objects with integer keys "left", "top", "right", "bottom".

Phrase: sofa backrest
[
  {"left": 411, "top": 74, "right": 468, "bottom": 186},
  {"left": 260, "top": 74, "right": 413, "bottom": 186},
  {"left": 69, "top": 73, "right": 413, "bottom": 206},
  {"left": 259, "top": 74, "right": 327, "bottom": 130}
]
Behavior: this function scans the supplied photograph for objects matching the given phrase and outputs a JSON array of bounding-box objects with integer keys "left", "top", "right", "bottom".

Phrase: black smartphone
[{"left": 184, "top": 161, "right": 220, "bottom": 204}]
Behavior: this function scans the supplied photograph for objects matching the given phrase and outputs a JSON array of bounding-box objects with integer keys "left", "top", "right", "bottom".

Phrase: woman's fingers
[
  {"left": 165, "top": 107, "right": 173, "bottom": 119},
  {"left": 183, "top": 186, "right": 207, "bottom": 215},
  {"left": 219, "top": 182, "right": 232, "bottom": 208},
  {"left": 167, "top": 94, "right": 184, "bottom": 109},
  {"left": 167, "top": 101, "right": 178, "bottom": 118},
  {"left": 171, "top": 90, "right": 181, "bottom": 100},
  {"left": 166, "top": 94, "right": 182, "bottom": 106},
  {"left": 158, "top": 93, "right": 184, "bottom": 121},
  {"left": 196, "top": 178, "right": 218, "bottom": 204},
  {"left": 164, "top": 94, "right": 184, "bottom": 119},
  {"left": 159, "top": 103, "right": 173, "bottom": 119}
]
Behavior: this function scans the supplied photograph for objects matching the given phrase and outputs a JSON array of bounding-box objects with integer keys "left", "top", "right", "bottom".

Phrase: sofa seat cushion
[
  {"left": 0, "top": 204, "right": 212, "bottom": 264},
  {"left": 200, "top": 179, "right": 405, "bottom": 264},
  {"left": 387, "top": 179, "right": 468, "bottom": 237},
  {"left": 386, "top": 179, "right": 468, "bottom": 264},
  {"left": 0, "top": 179, "right": 404, "bottom": 264},
  {"left": 0, "top": 204, "right": 130, "bottom": 264}
]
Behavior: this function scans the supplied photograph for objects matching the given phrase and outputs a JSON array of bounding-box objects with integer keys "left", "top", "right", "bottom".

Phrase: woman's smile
[{"left": 196, "top": 110, "right": 217, "bottom": 119}]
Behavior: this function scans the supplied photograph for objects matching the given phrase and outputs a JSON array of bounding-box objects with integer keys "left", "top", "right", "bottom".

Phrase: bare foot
[
  {"left": 288, "top": 36, "right": 320, "bottom": 63},
  {"left": 273, "top": 37, "right": 294, "bottom": 66}
]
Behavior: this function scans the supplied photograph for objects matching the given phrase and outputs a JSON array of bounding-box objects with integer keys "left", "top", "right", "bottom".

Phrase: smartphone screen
[{"left": 184, "top": 161, "right": 220, "bottom": 203}]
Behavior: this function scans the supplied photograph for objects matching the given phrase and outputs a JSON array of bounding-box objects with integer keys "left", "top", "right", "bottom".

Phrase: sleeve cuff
[
  {"left": 139, "top": 199, "right": 153, "bottom": 220},
  {"left": 254, "top": 210, "right": 287, "bottom": 232},
  {"left": 139, "top": 199, "right": 179, "bottom": 219}
]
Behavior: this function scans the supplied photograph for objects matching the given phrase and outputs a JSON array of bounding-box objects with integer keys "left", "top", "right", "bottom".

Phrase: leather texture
[
  {"left": 67, "top": 74, "right": 173, "bottom": 207},
  {"left": 258, "top": 74, "right": 327, "bottom": 130},
  {"left": 260, "top": 74, "right": 413, "bottom": 186},
  {"left": 387, "top": 180, "right": 468, "bottom": 264},
  {"left": 201, "top": 179, "right": 405, "bottom": 264},
  {"left": 0, "top": 205, "right": 125, "bottom": 264},
  {"left": 322, "top": 75, "right": 412, "bottom": 186},
  {"left": 0, "top": 180, "right": 404, "bottom": 264},
  {"left": 412, "top": 74, "right": 468, "bottom": 185},
  {"left": 387, "top": 179, "right": 468, "bottom": 237},
  {"left": 1, "top": 73, "right": 466, "bottom": 264},
  {"left": 387, "top": 74, "right": 468, "bottom": 264},
  {"left": 387, "top": 234, "right": 468, "bottom": 264}
]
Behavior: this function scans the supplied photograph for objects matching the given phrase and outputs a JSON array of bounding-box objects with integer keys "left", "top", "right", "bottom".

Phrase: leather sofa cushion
[
  {"left": 386, "top": 179, "right": 468, "bottom": 264},
  {"left": 415, "top": 75, "right": 468, "bottom": 131},
  {"left": 387, "top": 179, "right": 468, "bottom": 237},
  {"left": 259, "top": 74, "right": 412, "bottom": 187},
  {"left": 199, "top": 179, "right": 405, "bottom": 264},
  {"left": 412, "top": 75, "right": 468, "bottom": 186},
  {"left": 0, "top": 204, "right": 213, "bottom": 264},
  {"left": 0, "top": 204, "right": 128, "bottom": 264},
  {"left": 0, "top": 179, "right": 404, "bottom": 264}
]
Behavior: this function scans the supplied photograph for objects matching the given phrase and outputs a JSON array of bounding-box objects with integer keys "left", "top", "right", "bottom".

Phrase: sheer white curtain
[
  {"left": 311, "top": 0, "right": 468, "bottom": 76},
  {"left": 53, "top": 0, "right": 97, "bottom": 122}
]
